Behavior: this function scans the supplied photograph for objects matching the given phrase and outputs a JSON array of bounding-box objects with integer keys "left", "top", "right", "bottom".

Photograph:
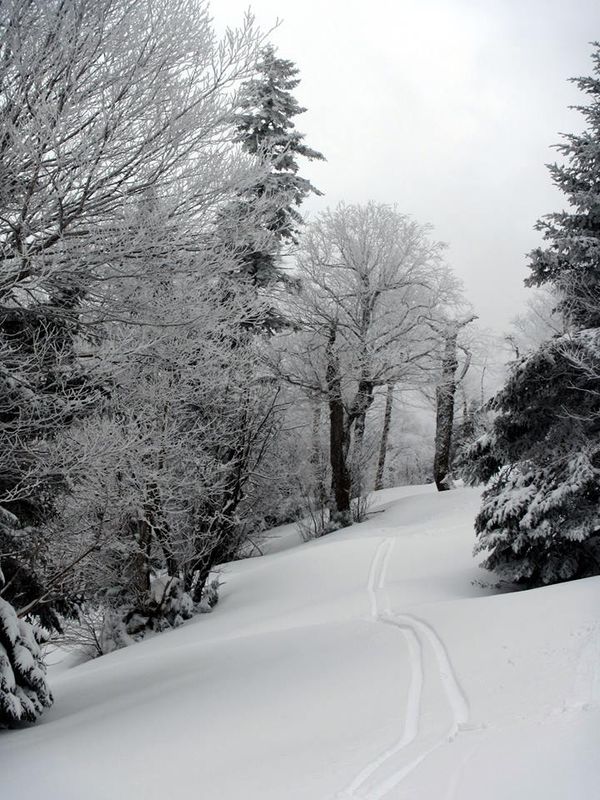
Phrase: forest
[{"left": 0, "top": 5, "right": 599, "bottom": 783}]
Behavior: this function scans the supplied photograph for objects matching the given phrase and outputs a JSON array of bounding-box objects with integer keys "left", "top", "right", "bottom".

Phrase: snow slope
[{"left": 2, "top": 485, "right": 599, "bottom": 799}]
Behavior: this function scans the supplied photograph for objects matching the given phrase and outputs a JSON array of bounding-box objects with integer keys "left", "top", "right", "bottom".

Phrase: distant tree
[
  {"left": 472, "top": 44, "right": 600, "bottom": 585},
  {"left": 273, "top": 203, "right": 458, "bottom": 526},
  {"left": 507, "top": 289, "right": 565, "bottom": 357}
]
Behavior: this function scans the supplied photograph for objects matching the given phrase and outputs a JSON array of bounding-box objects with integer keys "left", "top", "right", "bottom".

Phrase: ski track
[
  {"left": 337, "top": 535, "right": 471, "bottom": 800},
  {"left": 443, "top": 743, "right": 481, "bottom": 800}
]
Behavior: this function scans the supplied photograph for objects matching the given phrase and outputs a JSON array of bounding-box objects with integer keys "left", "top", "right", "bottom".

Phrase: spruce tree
[
  {"left": 472, "top": 43, "right": 600, "bottom": 586},
  {"left": 225, "top": 45, "right": 325, "bottom": 296},
  {"left": 527, "top": 44, "right": 600, "bottom": 326},
  {"left": 0, "top": 567, "right": 53, "bottom": 726}
]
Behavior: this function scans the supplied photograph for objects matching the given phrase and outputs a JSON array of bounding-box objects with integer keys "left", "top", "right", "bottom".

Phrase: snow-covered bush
[
  {"left": 98, "top": 577, "right": 196, "bottom": 654},
  {"left": 93, "top": 576, "right": 222, "bottom": 656}
]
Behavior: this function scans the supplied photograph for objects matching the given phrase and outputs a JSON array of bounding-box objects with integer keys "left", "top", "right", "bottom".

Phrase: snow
[
  {"left": 2, "top": 484, "right": 599, "bottom": 799},
  {"left": 0, "top": 598, "right": 20, "bottom": 645}
]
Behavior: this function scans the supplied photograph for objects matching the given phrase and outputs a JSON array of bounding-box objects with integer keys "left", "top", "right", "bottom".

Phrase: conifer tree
[
  {"left": 472, "top": 44, "right": 600, "bottom": 585},
  {"left": 228, "top": 45, "right": 325, "bottom": 293},
  {"left": 0, "top": 566, "right": 53, "bottom": 726},
  {"left": 527, "top": 44, "right": 600, "bottom": 327}
]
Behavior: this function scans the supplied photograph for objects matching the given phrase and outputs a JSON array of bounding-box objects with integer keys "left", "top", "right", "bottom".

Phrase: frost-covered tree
[
  {"left": 228, "top": 45, "right": 325, "bottom": 293},
  {"left": 473, "top": 44, "right": 600, "bottom": 585},
  {"left": 25, "top": 202, "right": 285, "bottom": 651},
  {"left": 0, "top": 549, "right": 52, "bottom": 726},
  {"left": 508, "top": 289, "right": 565, "bottom": 356},
  {"left": 0, "top": 597, "right": 52, "bottom": 726},
  {"left": 527, "top": 45, "right": 600, "bottom": 327},
  {"left": 272, "top": 202, "right": 458, "bottom": 526},
  {"left": 0, "top": 0, "right": 262, "bottom": 651}
]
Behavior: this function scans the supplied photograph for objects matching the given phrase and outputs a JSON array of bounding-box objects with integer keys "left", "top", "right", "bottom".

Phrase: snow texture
[{"left": 1, "top": 485, "right": 598, "bottom": 798}]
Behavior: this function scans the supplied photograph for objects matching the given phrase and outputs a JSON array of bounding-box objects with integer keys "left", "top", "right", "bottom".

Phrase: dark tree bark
[
  {"left": 349, "top": 378, "right": 374, "bottom": 502},
  {"left": 434, "top": 330, "right": 459, "bottom": 491},
  {"left": 326, "top": 324, "right": 352, "bottom": 527},
  {"left": 127, "top": 517, "right": 152, "bottom": 599},
  {"left": 375, "top": 383, "right": 394, "bottom": 491},
  {"left": 324, "top": 325, "right": 377, "bottom": 525}
]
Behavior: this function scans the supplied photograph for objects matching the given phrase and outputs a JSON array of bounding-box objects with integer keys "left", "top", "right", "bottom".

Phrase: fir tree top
[
  {"left": 235, "top": 44, "right": 325, "bottom": 247},
  {"left": 219, "top": 44, "right": 325, "bottom": 316},
  {"left": 527, "top": 42, "right": 600, "bottom": 328},
  {"left": 236, "top": 45, "right": 325, "bottom": 171}
]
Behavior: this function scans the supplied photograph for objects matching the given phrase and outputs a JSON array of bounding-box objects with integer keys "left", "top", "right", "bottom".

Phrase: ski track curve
[
  {"left": 336, "top": 534, "right": 471, "bottom": 800},
  {"left": 391, "top": 612, "right": 469, "bottom": 733},
  {"left": 443, "top": 742, "right": 481, "bottom": 800}
]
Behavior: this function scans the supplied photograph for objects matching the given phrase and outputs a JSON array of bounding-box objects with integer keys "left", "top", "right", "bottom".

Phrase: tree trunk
[
  {"left": 433, "top": 317, "right": 476, "bottom": 491},
  {"left": 350, "top": 379, "right": 374, "bottom": 501},
  {"left": 351, "top": 412, "right": 366, "bottom": 498},
  {"left": 326, "top": 324, "right": 352, "bottom": 527},
  {"left": 434, "top": 329, "right": 459, "bottom": 491},
  {"left": 375, "top": 383, "right": 394, "bottom": 491},
  {"left": 128, "top": 517, "right": 152, "bottom": 599},
  {"left": 146, "top": 480, "right": 179, "bottom": 577},
  {"left": 310, "top": 394, "right": 328, "bottom": 510}
]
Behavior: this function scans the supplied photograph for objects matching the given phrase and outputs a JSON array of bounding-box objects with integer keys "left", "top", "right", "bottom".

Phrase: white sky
[{"left": 212, "top": 0, "right": 600, "bottom": 331}]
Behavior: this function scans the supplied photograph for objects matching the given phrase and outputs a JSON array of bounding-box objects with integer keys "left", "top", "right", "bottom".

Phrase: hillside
[{"left": 2, "top": 485, "right": 599, "bottom": 799}]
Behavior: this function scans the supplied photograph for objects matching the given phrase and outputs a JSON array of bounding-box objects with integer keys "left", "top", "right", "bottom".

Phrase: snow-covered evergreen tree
[
  {"left": 527, "top": 44, "right": 600, "bottom": 327},
  {"left": 228, "top": 45, "right": 325, "bottom": 292},
  {"left": 473, "top": 44, "right": 600, "bottom": 585},
  {"left": 0, "top": 567, "right": 52, "bottom": 726}
]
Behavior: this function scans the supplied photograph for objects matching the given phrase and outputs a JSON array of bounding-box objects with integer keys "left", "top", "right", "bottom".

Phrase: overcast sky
[{"left": 213, "top": 0, "right": 599, "bottom": 331}]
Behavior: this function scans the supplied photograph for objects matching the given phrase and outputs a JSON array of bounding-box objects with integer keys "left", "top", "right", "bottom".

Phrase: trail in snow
[
  {"left": 443, "top": 743, "right": 481, "bottom": 800},
  {"left": 339, "top": 539, "right": 423, "bottom": 799},
  {"left": 366, "top": 537, "right": 393, "bottom": 619},
  {"left": 338, "top": 535, "right": 471, "bottom": 800},
  {"left": 392, "top": 612, "right": 469, "bottom": 734}
]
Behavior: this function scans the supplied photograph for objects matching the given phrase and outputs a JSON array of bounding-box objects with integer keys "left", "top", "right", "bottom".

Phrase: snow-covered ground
[{"left": 2, "top": 485, "right": 599, "bottom": 799}]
